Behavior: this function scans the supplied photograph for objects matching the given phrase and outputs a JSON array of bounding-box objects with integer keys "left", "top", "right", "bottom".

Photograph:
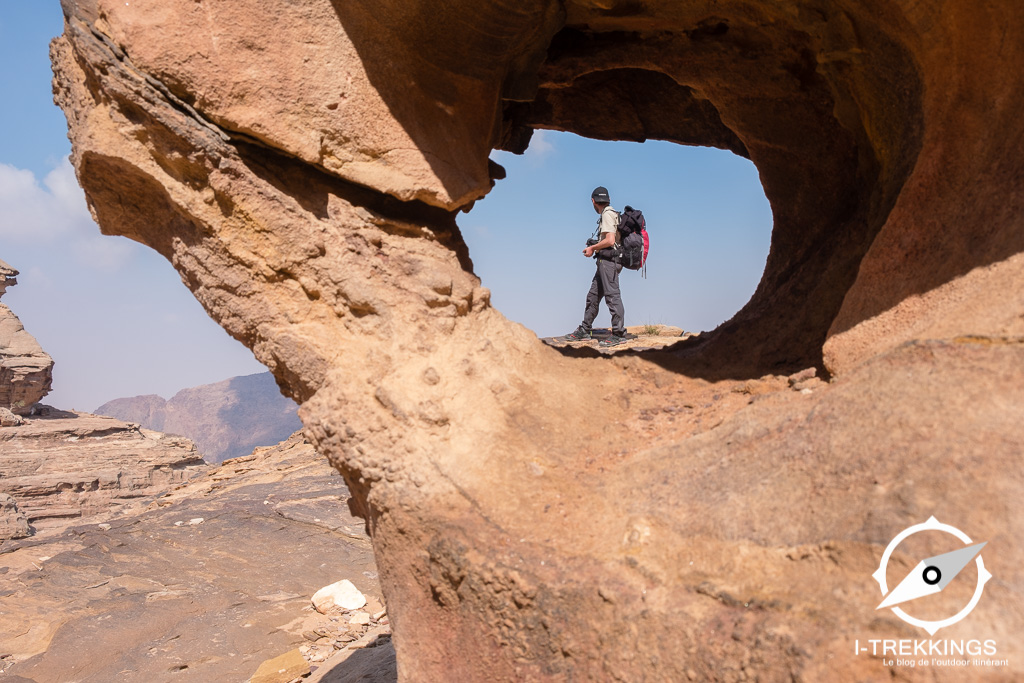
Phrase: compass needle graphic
[
  {"left": 873, "top": 517, "right": 993, "bottom": 635},
  {"left": 877, "top": 542, "right": 987, "bottom": 610}
]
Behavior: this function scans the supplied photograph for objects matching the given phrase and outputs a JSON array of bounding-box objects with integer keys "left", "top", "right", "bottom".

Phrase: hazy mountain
[{"left": 96, "top": 372, "right": 302, "bottom": 462}]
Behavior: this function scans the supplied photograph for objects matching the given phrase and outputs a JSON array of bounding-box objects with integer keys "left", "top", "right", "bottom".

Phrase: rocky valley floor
[{"left": 0, "top": 434, "right": 393, "bottom": 683}]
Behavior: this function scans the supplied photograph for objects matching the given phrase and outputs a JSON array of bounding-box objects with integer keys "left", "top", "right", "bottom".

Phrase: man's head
[{"left": 591, "top": 186, "right": 610, "bottom": 213}]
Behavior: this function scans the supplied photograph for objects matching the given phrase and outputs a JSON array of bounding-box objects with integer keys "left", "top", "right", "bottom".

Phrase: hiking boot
[
  {"left": 562, "top": 325, "right": 592, "bottom": 342},
  {"left": 599, "top": 334, "right": 627, "bottom": 348}
]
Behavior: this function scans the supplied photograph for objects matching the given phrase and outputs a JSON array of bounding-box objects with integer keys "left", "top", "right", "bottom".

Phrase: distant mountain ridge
[{"left": 96, "top": 372, "right": 302, "bottom": 462}]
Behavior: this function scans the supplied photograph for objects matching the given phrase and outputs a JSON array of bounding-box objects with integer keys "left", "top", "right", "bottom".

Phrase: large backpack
[{"left": 617, "top": 206, "right": 649, "bottom": 274}]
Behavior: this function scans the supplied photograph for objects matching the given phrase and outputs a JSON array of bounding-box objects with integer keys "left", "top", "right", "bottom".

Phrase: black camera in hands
[{"left": 586, "top": 237, "right": 599, "bottom": 247}]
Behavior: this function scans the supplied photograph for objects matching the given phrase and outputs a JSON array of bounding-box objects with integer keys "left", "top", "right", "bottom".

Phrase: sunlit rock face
[{"left": 53, "top": 1, "right": 1024, "bottom": 680}]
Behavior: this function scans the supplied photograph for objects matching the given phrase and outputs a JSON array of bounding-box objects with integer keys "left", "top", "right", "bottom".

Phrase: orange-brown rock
[{"left": 51, "top": 1, "right": 1024, "bottom": 680}]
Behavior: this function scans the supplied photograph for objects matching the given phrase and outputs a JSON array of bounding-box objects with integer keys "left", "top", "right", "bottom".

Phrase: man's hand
[{"left": 584, "top": 231, "right": 616, "bottom": 258}]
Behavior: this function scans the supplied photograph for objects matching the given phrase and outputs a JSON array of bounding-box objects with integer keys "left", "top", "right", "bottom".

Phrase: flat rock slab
[
  {"left": 0, "top": 435, "right": 383, "bottom": 682},
  {"left": 250, "top": 648, "right": 309, "bottom": 683},
  {"left": 541, "top": 326, "right": 697, "bottom": 353}
]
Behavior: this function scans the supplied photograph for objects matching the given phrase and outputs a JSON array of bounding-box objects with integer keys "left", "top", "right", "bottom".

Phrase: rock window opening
[{"left": 459, "top": 130, "right": 772, "bottom": 342}]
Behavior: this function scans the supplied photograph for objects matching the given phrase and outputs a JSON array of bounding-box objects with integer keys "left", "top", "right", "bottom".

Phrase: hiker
[{"left": 563, "top": 186, "right": 627, "bottom": 347}]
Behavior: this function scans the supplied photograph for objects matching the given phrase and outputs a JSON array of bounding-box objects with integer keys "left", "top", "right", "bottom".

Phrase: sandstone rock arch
[{"left": 53, "top": 0, "right": 1023, "bottom": 679}]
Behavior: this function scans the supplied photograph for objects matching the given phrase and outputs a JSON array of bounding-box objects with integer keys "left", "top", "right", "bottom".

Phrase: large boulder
[
  {"left": 0, "top": 493, "right": 31, "bottom": 540},
  {"left": 52, "top": 1, "right": 1024, "bottom": 680},
  {"left": 0, "top": 260, "right": 54, "bottom": 416}
]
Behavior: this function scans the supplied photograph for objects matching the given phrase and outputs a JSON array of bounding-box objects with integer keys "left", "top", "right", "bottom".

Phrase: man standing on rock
[{"left": 563, "top": 186, "right": 626, "bottom": 347}]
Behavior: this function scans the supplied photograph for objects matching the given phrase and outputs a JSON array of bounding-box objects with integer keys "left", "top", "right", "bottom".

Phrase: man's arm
[{"left": 583, "top": 231, "right": 616, "bottom": 257}]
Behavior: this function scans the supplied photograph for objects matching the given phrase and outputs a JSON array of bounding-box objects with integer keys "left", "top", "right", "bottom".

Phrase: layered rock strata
[
  {"left": 0, "top": 259, "right": 54, "bottom": 415},
  {"left": 0, "top": 409, "right": 206, "bottom": 534},
  {"left": 52, "top": 1, "right": 1024, "bottom": 681}
]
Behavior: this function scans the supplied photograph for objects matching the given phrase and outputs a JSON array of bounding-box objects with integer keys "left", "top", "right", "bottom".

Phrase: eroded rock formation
[
  {"left": 0, "top": 260, "right": 17, "bottom": 299},
  {"left": 0, "top": 409, "right": 206, "bottom": 533},
  {"left": 51, "top": 1, "right": 1023, "bottom": 680},
  {"left": 0, "top": 260, "right": 54, "bottom": 415}
]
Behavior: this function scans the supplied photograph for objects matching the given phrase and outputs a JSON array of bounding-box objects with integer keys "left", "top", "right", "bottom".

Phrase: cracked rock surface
[{"left": 51, "top": 0, "right": 1024, "bottom": 680}]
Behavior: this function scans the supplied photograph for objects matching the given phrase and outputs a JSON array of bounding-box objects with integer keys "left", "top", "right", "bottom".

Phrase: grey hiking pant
[{"left": 581, "top": 258, "right": 625, "bottom": 336}]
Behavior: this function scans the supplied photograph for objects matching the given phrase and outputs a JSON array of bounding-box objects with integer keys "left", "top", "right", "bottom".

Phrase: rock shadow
[
  {"left": 309, "top": 640, "right": 397, "bottom": 683},
  {"left": 325, "top": 0, "right": 564, "bottom": 207}
]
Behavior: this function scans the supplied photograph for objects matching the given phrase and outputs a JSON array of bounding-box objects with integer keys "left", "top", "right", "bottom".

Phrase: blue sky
[
  {"left": 0, "top": 4, "right": 267, "bottom": 412},
  {"left": 0, "top": 4, "right": 772, "bottom": 412},
  {"left": 462, "top": 134, "right": 771, "bottom": 338}
]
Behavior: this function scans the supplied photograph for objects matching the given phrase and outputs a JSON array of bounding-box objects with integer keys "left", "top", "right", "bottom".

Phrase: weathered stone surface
[
  {"left": 0, "top": 493, "right": 31, "bottom": 540},
  {"left": 250, "top": 649, "right": 310, "bottom": 683},
  {"left": 52, "top": 1, "right": 1024, "bottom": 681},
  {"left": 0, "top": 410, "right": 206, "bottom": 532},
  {"left": 0, "top": 433, "right": 383, "bottom": 682},
  {"left": 0, "top": 261, "right": 53, "bottom": 415},
  {"left": 0, "top": 407, "right": 24, "bottom": 427},
  {"left": 52, "top": 0, "right": 562, "bottom": 209},
  {"left": 96, "top": 371, "right": 302, "bottom": 462}
]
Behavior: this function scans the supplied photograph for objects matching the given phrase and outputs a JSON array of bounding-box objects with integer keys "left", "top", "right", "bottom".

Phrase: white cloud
[
  {"left": 43, "top": 158, "right": 91, "bottom": 217},
  {"left": 488, "top": 129, "right": 558, "bottom": 171},
  {"left": 525, "top": 129, "right": 555, "bottom": 165},
  {"left": 0, "top": 157, "right": 136, "bottom": 270},
  {"left": 0, "top": 158, "right": 83, "bottom": 242}
]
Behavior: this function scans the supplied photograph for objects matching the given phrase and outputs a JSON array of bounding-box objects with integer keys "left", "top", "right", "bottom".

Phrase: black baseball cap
[{"left": 591, "top": 186, "right": 610, "bottom": 203}]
